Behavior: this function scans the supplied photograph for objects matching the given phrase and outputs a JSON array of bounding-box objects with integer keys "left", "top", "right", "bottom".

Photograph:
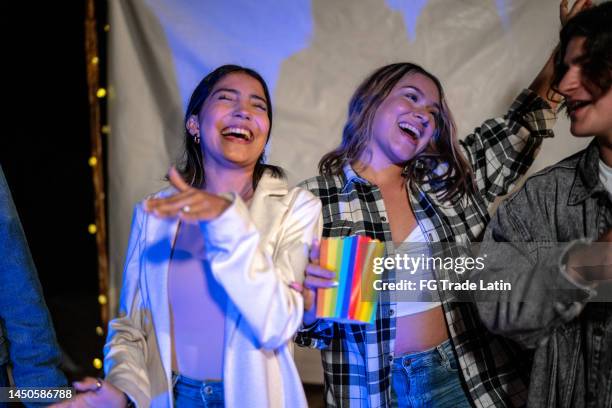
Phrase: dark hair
[
  {"left": 176, "top": 64, "right": 283, "bottom": 189},
  {"left": 319, "top": 62, "right": 474, "bottom": 202},
  {"left": 552, "top": 2, "right": 612, "bottom": 99}
]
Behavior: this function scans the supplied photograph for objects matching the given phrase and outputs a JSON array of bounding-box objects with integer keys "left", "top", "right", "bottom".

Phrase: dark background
[{"left": 1, "top": 1, "right": 107, "bottom": 381}]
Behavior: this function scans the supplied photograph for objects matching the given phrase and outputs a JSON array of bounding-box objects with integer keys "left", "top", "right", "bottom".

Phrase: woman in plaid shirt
[{"left": 294, "top": 3, "right": 587, "bottom": 406}]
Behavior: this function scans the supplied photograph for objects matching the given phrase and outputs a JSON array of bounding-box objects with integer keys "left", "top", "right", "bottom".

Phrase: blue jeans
[
  {"left": 172, "top": 372, "right": 224, "bottom": 408},
  {"left": 391, "top": 339, "right": 471, "bottom": 408}
]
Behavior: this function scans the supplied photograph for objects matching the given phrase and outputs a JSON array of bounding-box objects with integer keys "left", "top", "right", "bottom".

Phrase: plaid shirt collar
[
  {"left": 340, "top": 158, "right": 452, "bottom": 196},
  {"left": 340, "top": 163, "right": 370, "bottom": 192}
]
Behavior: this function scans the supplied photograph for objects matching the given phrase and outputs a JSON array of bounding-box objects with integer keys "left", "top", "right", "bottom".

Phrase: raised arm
[{"left": 460, "top": 0, "right": 592, "bottom": 206}]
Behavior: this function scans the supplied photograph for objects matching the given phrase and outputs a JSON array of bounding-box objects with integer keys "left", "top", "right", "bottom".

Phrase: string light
[
  {"left": 87, "top": 0, "right": 111, "bottom": 347},
  {"left": 93, "top": 358, "right": 103, "bottom": 369}
]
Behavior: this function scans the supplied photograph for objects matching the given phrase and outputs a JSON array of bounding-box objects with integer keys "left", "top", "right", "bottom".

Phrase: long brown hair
[
  {"left": 176, "top": 64, "right": 283, "bottom": 189},
  {"left": 319, "top": 63, "right": 474, "bottom": 202}
]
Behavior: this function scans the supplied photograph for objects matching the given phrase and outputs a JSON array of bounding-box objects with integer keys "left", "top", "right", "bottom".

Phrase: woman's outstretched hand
[
  {"left": 145, "top": 166, "right": 231, "bottom": 222},
  {"left": 49, "top": 377, "right": 127, "bottom": 408}
]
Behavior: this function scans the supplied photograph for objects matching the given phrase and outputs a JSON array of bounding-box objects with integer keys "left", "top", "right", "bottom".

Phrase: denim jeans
[
  {"left": 172, "top": 372, "right": 224, "bottom": 408},
  {"left": 391, "top": 339, "right": 471, "bottom": 408}
]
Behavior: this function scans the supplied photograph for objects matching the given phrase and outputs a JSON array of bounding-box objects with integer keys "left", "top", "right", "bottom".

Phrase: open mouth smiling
[
  {"left": 221, "top": 126, "right": 253, "bottom": 142},
  {"left": 398, "top": 122, "right": 422, "bottom": 142}
]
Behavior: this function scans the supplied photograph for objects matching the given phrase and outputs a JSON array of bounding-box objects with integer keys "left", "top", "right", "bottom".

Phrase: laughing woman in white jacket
[{"left": 58, "top": 65, "right": 321, "bottom": 408}]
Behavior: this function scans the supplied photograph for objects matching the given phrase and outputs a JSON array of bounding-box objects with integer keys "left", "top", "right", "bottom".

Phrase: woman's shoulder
[
  {"left": 258, "top": 171, "right": 321, "bottom": 211},
  {"left": 277, "top": 186, "right": 322, "bottom": 227},
  {"left": 298, "top": 174, "right": 344, "bottom": 194},
  {"left": 286, "top": 185, "right": 321, "bottom": 209}
]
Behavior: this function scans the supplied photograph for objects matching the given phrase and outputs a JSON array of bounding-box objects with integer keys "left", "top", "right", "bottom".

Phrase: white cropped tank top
[{"left": 394, "top": 226, "right": 441, "bottom": 317}]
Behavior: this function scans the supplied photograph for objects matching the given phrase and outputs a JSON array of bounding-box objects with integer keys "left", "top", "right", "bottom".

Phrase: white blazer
[{"left": 103, "top": 172, "right": 321, "bottom": 408}]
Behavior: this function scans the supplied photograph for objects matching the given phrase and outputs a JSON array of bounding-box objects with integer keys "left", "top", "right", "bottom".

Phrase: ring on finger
[
  {"left": 95, "top": 378, "right": 103, "bottom": 392},
  {"left": 181, "top": 205, "right": 191, "bottom": 213}
]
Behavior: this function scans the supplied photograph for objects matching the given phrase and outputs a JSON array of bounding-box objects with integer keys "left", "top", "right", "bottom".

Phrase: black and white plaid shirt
[{"left": 295, "top": 89, "right": 556, "bottom": 408}]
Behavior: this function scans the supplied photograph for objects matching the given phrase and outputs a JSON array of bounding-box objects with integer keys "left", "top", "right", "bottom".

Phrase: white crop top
[{"left": 394, "top": 226, "right": 442, "bottom": 317}]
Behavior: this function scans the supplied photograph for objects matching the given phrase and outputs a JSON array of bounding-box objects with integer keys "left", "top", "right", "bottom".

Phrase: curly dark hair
[
  {"left": 552, "top": 2, "right": 612, "bottom": 99},
  {"left": 176, "top": 64, "right": 283, "bottom": 189}
]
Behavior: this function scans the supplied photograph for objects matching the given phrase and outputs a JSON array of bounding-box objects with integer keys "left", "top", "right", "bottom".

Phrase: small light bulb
[
  {"left": 98, "top": 294, "right": 107, "bottom": 305},
  {"left": 93, "top": 358, "right": 103, "bottom": 369},
  {"left": 88, "top": 156, "right": 98, "bottom": 167},
  {"left": 88, "top": 224, "right": 97, "bottom": 234},
  {"left": 96, "top": 88, "right": 107, "bottom": 98}
]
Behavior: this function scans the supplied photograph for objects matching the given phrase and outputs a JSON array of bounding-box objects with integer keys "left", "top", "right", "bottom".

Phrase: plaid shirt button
[
  {"left": 380, "top": 216, "right": 387, "bottom": 222},
  {"left": 388, "top": 309, "right": 395, "bottom": 317}
]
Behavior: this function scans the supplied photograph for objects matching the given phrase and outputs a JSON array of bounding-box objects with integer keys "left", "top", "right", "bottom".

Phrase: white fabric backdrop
[{"left": 108, "top": 0, "right": 589, "bottom": 383}]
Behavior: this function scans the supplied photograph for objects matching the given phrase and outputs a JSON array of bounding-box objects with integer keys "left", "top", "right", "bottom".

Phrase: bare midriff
[
  {"left": 394, "top": 305, "right": 449, "bottom": 354},
  {"left": 169, "top": 221, "right": 226, "bottom": 381},
  {"left": 375, "top": 181, "right": 450, "bottom": 355}
]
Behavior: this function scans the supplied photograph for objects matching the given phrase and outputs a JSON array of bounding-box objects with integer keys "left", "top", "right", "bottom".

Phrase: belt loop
[{"left": 437, "top": 343, "right": 449, "bottom": 365}]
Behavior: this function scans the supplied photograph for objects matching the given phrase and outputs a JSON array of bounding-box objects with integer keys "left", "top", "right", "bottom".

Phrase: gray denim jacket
[{"left": 475, "top": 140, "right": 612, "bottom": 408}]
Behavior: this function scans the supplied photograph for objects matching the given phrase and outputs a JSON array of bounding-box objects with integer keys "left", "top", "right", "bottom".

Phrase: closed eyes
[
  {"left": 217, "top": 93, "right": 234, "bottom": 101},
  {"left": 216, "top": 93, "right": 267, "bottom": 112}
]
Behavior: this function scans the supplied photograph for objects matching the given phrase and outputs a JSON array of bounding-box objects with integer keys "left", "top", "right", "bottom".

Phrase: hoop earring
[{"left": 194, "top": 134, "right": 200, "bottom": 144}]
